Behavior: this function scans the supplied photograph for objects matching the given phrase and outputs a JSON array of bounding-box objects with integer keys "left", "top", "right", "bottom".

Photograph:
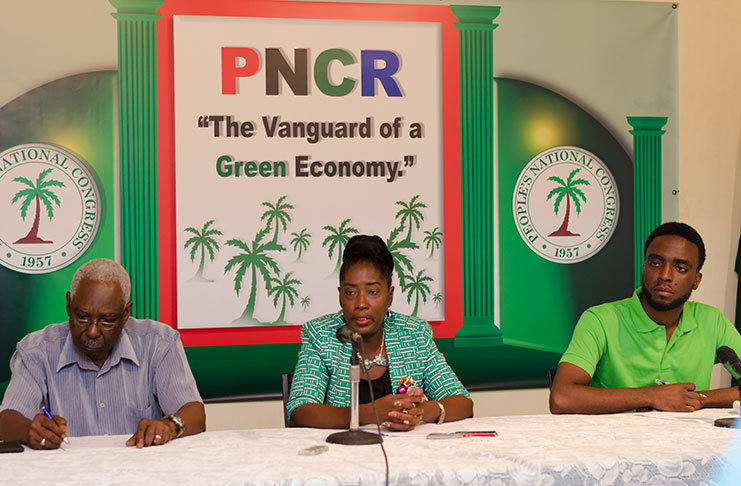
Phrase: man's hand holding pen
[{"left": 27, "top": 410, "right": 68, "bottom": 450}]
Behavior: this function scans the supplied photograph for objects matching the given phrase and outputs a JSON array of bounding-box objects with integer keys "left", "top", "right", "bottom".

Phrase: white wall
[
  {"left": 0, "top": 0, "right": 118, "bottom": 108},
  {"left": 2, "top": 0, "right": 739, "bottom": 426},
  {"left": 672, "top": 0, "right": 741, "bottom": 387}
]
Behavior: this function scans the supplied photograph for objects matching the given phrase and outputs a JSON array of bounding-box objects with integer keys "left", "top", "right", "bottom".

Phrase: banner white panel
[{"left": 174, "top": 15, "right": 444, "bottom": 328}]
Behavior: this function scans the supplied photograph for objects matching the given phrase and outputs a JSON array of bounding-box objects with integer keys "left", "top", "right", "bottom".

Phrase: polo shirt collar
[
  {"left": 56, "top": 323, "right": 140, "bottom": 373},
  {"left": 630, "top": 287, "right": 697, "bottom": 335}
]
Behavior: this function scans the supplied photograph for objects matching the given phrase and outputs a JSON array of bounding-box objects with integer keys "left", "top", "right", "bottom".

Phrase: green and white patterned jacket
[{"left": 286, "top": 310, "right": 470, "bottom": 420}]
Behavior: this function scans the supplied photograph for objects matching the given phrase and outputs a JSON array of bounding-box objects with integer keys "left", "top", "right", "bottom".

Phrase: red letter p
[{"left": 221, "top": 47, "right": 259, "bottom": 95}]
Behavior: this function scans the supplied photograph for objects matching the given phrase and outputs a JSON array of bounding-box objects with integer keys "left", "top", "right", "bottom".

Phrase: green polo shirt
[{"left": 560, "top": 288, "right": 741, "bottom": 390}]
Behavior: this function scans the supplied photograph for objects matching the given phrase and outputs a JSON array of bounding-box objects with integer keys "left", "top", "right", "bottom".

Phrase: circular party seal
[
  {"left": 0, "top": 143, "right": 101, "bottom": 274},
  {"left": 512, "top": 146, "right": 619, "bottom": 264}
]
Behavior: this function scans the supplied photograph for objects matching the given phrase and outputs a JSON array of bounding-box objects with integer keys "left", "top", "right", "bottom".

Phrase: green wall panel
[
  {"left": 0, "top": 72, "right": 118, "bottom": 384},
  {"left": 496, "top": 78, "right": 634, "bottom": 354}
]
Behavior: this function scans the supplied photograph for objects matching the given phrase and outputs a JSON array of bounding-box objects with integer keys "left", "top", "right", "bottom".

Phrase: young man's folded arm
[{"left": 549, "top": 362, "right": 704, "bottom": 414}]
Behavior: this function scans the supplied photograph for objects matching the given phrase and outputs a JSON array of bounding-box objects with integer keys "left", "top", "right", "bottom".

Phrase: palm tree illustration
[
  {"left": 546, "top": 168, "right": 590, "bottom": 237},
  {"left": 300, "top": 296, "right": 311, "bottom": 311},
  {"left": 423, "top": 226, "right": 443, "bottom": 258},
  {"left": 183, "top": 220, "right": 223, "bottom": 281},
  {"left": 433, "top": 292, "right": 442, "bottom": 307},
  {"left": 267, "top": 271, "right": 301, "bottom": 324},
  {"left": 386, "top": 225, "right": 417, "bottom": 289},
  {"left": 290, "top": 228, "right": 311, "bottom": 260},
  {"left": 404, "top": 268, "right": 433, "bottom": 317},
  {"left": 395, "top": 195, "right": 427, "bottom": 243},
  {"left": 322, "top": 219, "right": 359, "bottom": 272},
  {"left": 261, "top": 195, "right": 294, "bottom": 243},
  {"left": 11, "top": 168, "right": 65, "bottom": 244},
  {"left": 224, "top": 227, "right": 284, "bottom": 324}
]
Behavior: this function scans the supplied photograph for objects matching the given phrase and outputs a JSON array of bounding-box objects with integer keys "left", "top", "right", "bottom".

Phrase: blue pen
[{"left": 41, "top": 406, "right": 70, "bottom": 445}]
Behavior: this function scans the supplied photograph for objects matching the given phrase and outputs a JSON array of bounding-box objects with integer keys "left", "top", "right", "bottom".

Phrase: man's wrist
[
  {"left": 160, "top": 417, "right": 177, "bottom": 437},
  {"left": 162, "top": 414, "right": 185, "bottom": 438},
  {"left": 645, "top": 385, "right": 663, "bottom": 410}
]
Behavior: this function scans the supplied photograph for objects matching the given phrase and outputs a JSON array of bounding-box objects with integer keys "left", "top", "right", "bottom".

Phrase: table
[{"left": 1, "top": 409, "right": 739, "bottom": 485}]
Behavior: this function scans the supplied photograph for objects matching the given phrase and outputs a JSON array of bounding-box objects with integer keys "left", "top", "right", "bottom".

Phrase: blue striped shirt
[{"left": 0, "top": 318, "right": 202, "bottom": 437}]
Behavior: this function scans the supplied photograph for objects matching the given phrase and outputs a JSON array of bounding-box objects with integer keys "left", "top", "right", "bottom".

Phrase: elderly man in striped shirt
[{"left": 0, "top": 259, "right": 205, "bottom": 449}]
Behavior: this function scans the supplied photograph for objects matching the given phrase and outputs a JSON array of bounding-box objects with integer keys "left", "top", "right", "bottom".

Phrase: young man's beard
[{"left": 641, "top": 276, "right": 693, "bottom": 311}]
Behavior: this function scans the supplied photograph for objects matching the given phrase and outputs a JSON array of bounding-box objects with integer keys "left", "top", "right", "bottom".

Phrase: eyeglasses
[{"left": 70, "top": 314, "right": 123, "bottom": 331}]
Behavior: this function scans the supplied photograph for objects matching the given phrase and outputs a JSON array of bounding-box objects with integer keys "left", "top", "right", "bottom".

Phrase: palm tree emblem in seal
[
  {"left": 546, "top": 168, "right": 589, "bottom": 237},
  {"left": 11, "top": 168, "right": 65, "bottom": 244}
]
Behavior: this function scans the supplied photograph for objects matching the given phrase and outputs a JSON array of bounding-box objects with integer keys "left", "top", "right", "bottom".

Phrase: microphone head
[
  {"left": 336, "top": 324, "right": 362, "bottom": 344},
  {"left": 717, "top": 346, "right": 737, "bottom": 364},
  {"left": 716, "top": 346, "right": 741, "bottom": 374}
]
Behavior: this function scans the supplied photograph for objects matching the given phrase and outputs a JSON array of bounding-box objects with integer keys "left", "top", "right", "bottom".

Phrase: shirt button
[{"left": 100, "top": 403, "right": 105, "bottom": 408}]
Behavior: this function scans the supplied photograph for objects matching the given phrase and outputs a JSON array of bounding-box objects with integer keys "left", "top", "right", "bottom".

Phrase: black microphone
[
  {"left": 716, "top": 346, "right": 741, "bottom": 376},
  {"left": 713, "top": 346, "right": 741, "bottom": 429},
  {"left": 336, "top": 324, "right": 362, "bottom": 344}
]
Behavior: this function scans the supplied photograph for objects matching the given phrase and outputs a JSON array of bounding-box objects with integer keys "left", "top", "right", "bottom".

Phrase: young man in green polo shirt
[{"left": 550, "top": 222, "right": 741, "bottom": 414}]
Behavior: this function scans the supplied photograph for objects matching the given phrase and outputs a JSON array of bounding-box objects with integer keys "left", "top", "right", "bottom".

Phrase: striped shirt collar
[{"left": 56, "top": 323, "right": 140, "bottom": 373}]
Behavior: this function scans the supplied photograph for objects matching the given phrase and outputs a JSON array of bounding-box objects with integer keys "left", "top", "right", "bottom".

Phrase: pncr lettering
[{"left": 222, "top": 47, "right": 403, "bottom": 98}]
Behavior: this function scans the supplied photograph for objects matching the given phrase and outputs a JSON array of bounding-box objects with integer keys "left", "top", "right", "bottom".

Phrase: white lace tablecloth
[{"left": 2, "top": 409, "right": 739, "bottom": 485}]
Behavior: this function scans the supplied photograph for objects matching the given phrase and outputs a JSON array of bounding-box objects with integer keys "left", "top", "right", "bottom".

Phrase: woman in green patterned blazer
[{"left": 287, "top": 235, "right": 473, "bottom": 430}]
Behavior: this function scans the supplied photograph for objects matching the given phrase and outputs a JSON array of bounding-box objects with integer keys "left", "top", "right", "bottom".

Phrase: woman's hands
[{"left": 366, "top": 388, "right": 427, "bottom": 431}]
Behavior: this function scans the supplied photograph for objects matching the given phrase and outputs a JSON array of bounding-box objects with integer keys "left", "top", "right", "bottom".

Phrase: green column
[
  {"left": 110, "top": 0, "right": 163, "bottom": 319},
  {"left": 627, "top": 116, "right": 668, "bottom": 289},
  {"left": 451, "top": 6, "right": 503, "bottom": 348}
]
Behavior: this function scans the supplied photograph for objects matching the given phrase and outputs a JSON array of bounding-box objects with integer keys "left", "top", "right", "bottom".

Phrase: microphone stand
[
  {"left": 713, "top": 380, "right": 741, "bottom": 429},
  {"left": 326, "top": 340, "right": 383, "bottom": 445}
]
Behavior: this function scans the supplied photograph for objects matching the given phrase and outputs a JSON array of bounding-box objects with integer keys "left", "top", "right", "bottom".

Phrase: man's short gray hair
[{"left": 70, "top": 259, "right": 132, "bottom": 306}]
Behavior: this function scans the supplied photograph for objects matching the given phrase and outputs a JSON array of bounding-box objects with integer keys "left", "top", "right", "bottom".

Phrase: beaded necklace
[{"left": 358, "top": 332, "right": 387, "bottom": 370}]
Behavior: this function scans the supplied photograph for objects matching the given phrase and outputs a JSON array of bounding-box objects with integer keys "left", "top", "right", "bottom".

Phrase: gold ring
[{"left": 40, "top": 438, "right": 46, "bottom": 446}]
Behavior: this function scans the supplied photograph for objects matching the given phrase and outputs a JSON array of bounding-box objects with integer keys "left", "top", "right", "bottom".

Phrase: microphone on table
[
  {"left": 326, "top": 323, "right": 383, "bottom": 445},
  {"left": 713, "top": 346, "right": 741, "bottom": 429}
]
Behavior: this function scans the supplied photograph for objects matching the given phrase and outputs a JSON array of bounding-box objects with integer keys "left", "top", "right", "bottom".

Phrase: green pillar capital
[
  {"left": 451, "top": 5, "right": 501, "bottom": 29},
  {"left": 109, "top": 0, "right": 164, "bottom": 14},
  {"left": 627, "top": 116, "right": 668, "bottom": 136}
]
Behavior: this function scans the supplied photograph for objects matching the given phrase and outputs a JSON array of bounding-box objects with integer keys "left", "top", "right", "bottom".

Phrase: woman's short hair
[
  {"left": 340, "top": 235, "right": 394, "bottom": 286},
  {"left": 70, "top": 258, "right": 132, "bottom": 306}
]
